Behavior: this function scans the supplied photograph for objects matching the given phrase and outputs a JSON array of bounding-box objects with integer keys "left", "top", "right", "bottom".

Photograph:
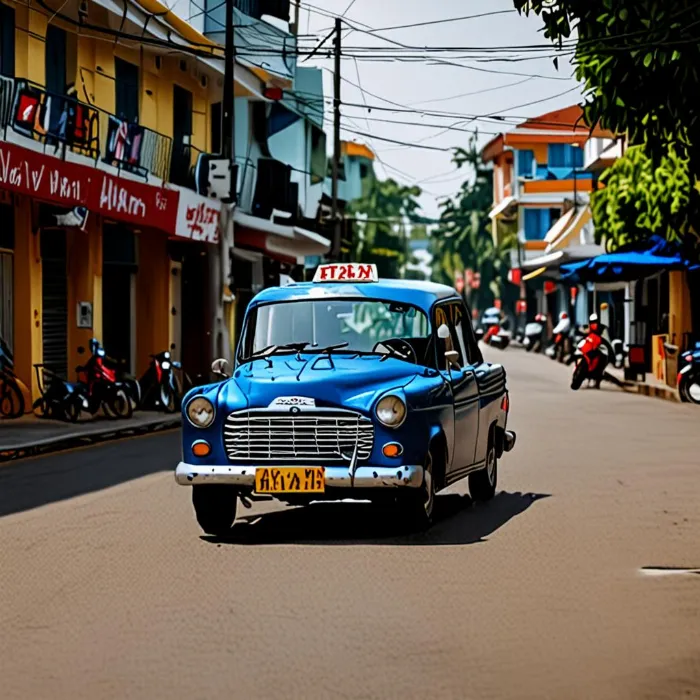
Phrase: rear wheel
[
  {"left": 192, "top": 485, "right": 238, "bottom": 536},
  {"left": 63, "top": 395, "right": 82, "bottom": 423},
  {"left": 685, "top": 376, "right": 700, "bottom": 404},
  {"left": 469, "top": 433, "right": 498, "bottom": 502}
]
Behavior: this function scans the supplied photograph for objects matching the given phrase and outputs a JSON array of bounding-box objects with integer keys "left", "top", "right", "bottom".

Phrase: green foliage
[
  {"left": 514, "top": 0, "right": 700, "bottom": 245},
  {"left": 591, "top": 144, "right": 692, "bottom": 249},
  {"left": 430, "top": 134, "right": 515, "bottom": 311},
  {"left": 347, "top": 178, "right": 422, "bottom": 279}
]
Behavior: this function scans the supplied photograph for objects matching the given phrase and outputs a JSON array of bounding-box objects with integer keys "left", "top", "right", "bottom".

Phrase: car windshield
[{"left": 242, "top": 299, "right": 430, "bottom": 361}]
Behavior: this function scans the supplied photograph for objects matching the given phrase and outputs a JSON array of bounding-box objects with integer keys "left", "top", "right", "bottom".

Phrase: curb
[
  {"left": 0, "top": 416, "right": 181, "bottom": 463},
  {"left": 619, "top": 380, "right": 681, "bottom": 404}
]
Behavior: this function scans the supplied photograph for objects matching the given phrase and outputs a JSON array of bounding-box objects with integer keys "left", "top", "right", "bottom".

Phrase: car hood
[{"left": 225, "top": 354, "right": 423, "bottom": 412}]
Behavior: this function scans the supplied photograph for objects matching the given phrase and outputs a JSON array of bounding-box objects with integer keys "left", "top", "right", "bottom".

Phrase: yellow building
[{"left": 0, "top": 0, "right": 266, "bottom": 404}]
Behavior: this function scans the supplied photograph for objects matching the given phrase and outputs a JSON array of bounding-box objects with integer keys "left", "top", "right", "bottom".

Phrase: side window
[
  {"left": 458, "top": 303, "right": 483, "bottom": 365},
  {"left": 434, "top": 303, "right": 467, "bottom": 368}
]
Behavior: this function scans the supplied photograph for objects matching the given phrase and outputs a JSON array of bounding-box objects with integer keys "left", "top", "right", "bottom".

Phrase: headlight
[
  {"left": 187, "top": 397, "right": 215, "bottom": 428},
  {"left": 375, "top": 395, "right": 406, "bottom": 428},
  {"left": 161, "top": 361, "right": 171, "bottom": 370}
]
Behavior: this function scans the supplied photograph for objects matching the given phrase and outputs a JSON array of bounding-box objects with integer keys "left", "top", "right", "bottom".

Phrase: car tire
[
  {"left": 469, "top": 434, "right": 497, "bottom": 502},
  {"left": 192, "top": 485, "right": 238, "bottom": 537},
  {"left": 397, "top": 450, "right": 435, "bottom": 531}
]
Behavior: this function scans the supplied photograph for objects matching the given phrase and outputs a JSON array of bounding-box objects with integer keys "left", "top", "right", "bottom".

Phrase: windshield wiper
[{"left": 250, "top": 342, "right": 312, "bottom": 361}]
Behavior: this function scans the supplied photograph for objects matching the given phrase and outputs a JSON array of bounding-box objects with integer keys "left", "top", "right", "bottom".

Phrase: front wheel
[
  {"left": 192, "top": 485, "right": 239, "bottom": 536},
  {"left": 571, "top": 359, "right": 586, "bottom": 390},
  {"left": 397, "top": 450, "right": 435, "bottom": 531},
  {"left": 107, "top": 388, "right": 133, "bottom": 419},
  {"left": 469, "top": 436, "right": 497, "bottom": 502},
  {"left": 160, "top": 382, "right": 177, "bottom": 413}
]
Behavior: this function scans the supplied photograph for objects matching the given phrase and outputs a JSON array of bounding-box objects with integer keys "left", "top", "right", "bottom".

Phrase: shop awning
[
  {"left": 233, "top": 210, "right": 331, "bottom": 260},
  {"left": 520, "top": 244, "right": 605, "bottom": 273},
  {"left": 547, "top": 206, "right": 592, "bottom": 251},
  {"left": 488, "top": 196, "right": 517, "bottom": 220},
  {"left": 543, "top": 208, "right": 576, "bottom": 245},
  {"left": 561, "top": 236, "right": 700, "bottom": 282}
]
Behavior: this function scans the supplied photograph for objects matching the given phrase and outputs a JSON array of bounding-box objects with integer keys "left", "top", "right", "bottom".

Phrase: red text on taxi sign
[{"left": 313, "top": 263, "right": 378, "bottom": 283}]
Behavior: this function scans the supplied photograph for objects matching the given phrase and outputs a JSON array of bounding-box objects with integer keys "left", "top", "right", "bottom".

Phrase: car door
[{"left": 434, "top": 302, "right": 480, "bottom": 477}]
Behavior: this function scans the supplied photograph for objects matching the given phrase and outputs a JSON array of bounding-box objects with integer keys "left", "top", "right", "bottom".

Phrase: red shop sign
[
  {"left": 0, "top": 141, "right": 92, "bottom": 208},
  {"left": 92, "top": 172, "right": 178, "bottom": 234}
]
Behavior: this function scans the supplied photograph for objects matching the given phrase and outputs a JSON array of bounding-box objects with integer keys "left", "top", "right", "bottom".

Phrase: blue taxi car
[{"left": 175, "top": 263, "right": 516, "bottom": 535}]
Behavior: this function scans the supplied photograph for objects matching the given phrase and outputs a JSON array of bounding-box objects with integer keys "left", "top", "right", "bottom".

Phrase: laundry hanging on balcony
[{"left": 105, "top": 116, "right": 145, "bottom": 173}]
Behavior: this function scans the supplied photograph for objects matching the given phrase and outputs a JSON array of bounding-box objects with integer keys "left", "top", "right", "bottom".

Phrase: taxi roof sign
[{"left": 313, "top": 263, "right": 378, "bottom": 284}]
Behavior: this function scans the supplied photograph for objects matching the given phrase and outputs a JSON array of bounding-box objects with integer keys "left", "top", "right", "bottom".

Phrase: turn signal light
[
  {"left": 192, "top": 441, "right": 212, "bottom": 457},
  {"left": 382, "top": 443, "right": 403, "bottom": 458},
  {"left": 501, "top": 394, "right": 510, "bottom": 412}
]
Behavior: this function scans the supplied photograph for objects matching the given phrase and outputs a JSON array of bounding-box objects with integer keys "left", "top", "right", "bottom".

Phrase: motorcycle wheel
[
  {"left": 108, "top": 389, "right": 134, "bottom": 419},
  {"left": 0, "top": 379, "right": 24, "bottom": 418},
  {"left": 63, "top": 397, "right": 81, "bottom": 423},
  {"left": 571, "top": 360, "right": 586, "bottom": 390},
  {"left": 33, "top": 396, "right": 49, "bottom": 418},
  {"left": 684, "top": 377, "right": 700, "bottom": 404},
  {"left": 160, "top": 383, "right": 177, "bottom": 414}
]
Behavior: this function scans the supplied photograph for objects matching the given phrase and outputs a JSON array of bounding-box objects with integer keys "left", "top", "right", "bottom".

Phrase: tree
[
  {"left": 346, "top": 178, "right": 422, "bottom": 278},
  {"left": 592, "top": 143, "right": 693, "bottom": 249},
  {"left": 514, "top": 0, "right": 700, "bottom": 247},
  {"left": 430, "top": 134, "right": 516, "bottom": 312}
]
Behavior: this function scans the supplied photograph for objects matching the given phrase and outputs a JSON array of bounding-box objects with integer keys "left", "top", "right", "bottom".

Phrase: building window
[
  {"left": 0, "top": 3, "right": 15, "bottom": 78},
  {"left": 548, "top": 143, "right": 584, "bottom": 169},
  {"left": 523, "top": 208, "right": 559, "bottom": 241},
  {"left": 517, "top": 149, "right": 535, "bottom": 178},
  {"left": 115, "top": 58, "right": 139, "bottom": 122}
]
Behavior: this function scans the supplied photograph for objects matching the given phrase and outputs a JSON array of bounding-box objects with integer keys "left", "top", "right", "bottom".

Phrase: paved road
[{"left": 2, "top": 349, "right": 700, "bottom": 700}]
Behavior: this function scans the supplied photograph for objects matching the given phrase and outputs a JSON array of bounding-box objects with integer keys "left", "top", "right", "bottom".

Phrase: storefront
[{"left": 0, "top": 139, "right": 221, "bottom": 400}]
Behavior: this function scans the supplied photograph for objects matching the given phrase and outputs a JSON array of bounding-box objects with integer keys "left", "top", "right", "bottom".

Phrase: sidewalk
[
  {"left": 607, "top": 366, "right": 681, "bottom": 404},
  {"left": 0, "top": 412, "right": 181, "bottom": 462}
]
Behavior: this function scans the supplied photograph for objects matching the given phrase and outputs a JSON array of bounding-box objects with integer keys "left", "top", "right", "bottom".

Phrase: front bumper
[{"left": 174, "top": 462, "right": 425, "bottom": 489}]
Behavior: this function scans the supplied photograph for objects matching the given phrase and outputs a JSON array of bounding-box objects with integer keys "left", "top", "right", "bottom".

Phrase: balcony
[
  {"left": 203, "top": 3, "right": 296, "bottom": 85},
  {"left": 1, "top": 78, "right": 174, "bottom": 184}
]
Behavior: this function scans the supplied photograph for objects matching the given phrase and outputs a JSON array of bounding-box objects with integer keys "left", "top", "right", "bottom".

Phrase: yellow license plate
[{"left": 255, "top": 467, "right": 325, "bottom": 494}]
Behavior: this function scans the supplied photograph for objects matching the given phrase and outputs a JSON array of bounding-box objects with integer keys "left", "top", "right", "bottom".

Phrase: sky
[{"left": 298, "top": 0, "right": 582, "bottom": 219}]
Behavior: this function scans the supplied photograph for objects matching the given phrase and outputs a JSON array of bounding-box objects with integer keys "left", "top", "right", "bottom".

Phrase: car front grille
[{"left": 223, "top": 409, "right": 374, "bottom": 463}]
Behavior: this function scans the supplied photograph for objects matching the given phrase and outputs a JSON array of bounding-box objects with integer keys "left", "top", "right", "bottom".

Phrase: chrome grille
[{"left": 223, "top": 409, "right": 374, "bottom": 463}]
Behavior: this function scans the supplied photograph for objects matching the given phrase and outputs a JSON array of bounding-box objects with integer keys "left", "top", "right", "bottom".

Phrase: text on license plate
[{"left": 255, "top": 467, "right": 325, "bottom": 493}]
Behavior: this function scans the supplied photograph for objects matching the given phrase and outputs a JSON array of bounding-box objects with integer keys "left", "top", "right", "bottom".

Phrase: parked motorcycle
[
  {"left": 135, "top": 350, "right": 182, "bottom": 413},
  {"left": 73, "top": 339, "right": 133, "bottom": 419},
  {"left": 545, "top": 312, "right": 571, "bottom": 362},
  {"left": 32, "top": 364, "right": 85, "bottom": 423},
  {"left": 677, "top": 342, "right": 700, "bottom": 403},
  {"left": 523, "top": 314, "right": 547, "bottom": 353},
  {"left": 571, "top": 315, "right": 615, "bottom": 390}
]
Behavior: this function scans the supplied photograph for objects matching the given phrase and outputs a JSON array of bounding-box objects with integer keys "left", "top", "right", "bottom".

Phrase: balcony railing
[{"left": 1, "top": 78, "right": 173, "bottom": 183}]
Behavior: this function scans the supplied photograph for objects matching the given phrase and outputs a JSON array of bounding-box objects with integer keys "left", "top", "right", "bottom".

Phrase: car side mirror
[
  {"left": 211, "top": 358, "right": 230, "bottom": 378},
  {"left": 445, "top": 350, "right": 461, "bottom": 371},
  {"left": 437, "top": 323, "right": 450, "bottom": 340}
]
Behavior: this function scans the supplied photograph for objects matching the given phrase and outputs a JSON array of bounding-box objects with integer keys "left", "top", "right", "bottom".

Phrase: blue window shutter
[
  {"left": 517, "top": 149, "right": 534, "bottom": 177},
  {"left": 548, "top": 143, "right": 566, "bottom": 168},
  {"left": 524, "top": 209, "right": 549, "bottom": 240}
]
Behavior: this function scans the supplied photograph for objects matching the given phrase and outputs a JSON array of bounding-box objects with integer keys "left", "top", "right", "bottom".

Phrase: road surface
[{"left": 2, "top": 349, "right": 700, "bottom": 700}]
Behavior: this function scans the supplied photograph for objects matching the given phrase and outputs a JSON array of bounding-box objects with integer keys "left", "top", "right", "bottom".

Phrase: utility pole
[
  {"left": 292, "top": 0, "right": 301, "bottom": 36},
  {"left": 331, "top": 17, "right": 342, "bottom": 260},
  {"left": 222, "top": 0, "right": 235, "bottom": 195},
  {"left": 210, "top": 0, "right": 236, "bottom": 370}
]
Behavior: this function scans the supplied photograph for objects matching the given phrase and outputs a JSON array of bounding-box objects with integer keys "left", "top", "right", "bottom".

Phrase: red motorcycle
[
  {"left": 571, "top": 315, "right": 612, "bottom": 390},
  {"left": 72, "top": 339, "right": 133, "bottom": 419}
]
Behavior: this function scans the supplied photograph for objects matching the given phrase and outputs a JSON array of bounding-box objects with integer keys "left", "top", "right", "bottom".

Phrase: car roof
[{"left": 250, "top": 278, "right": 460, "bottom": 313}]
